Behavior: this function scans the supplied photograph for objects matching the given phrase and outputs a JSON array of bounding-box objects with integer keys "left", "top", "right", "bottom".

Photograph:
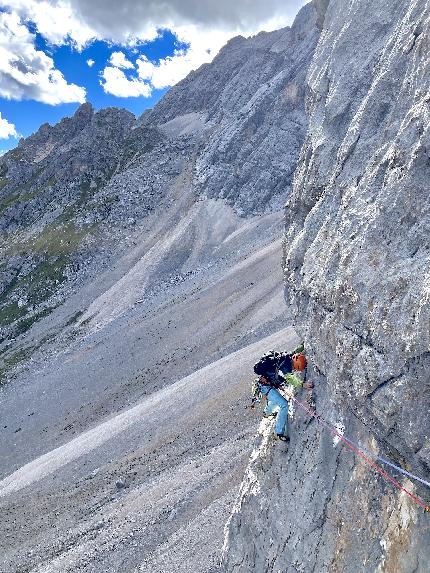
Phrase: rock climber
[{"left": 251, "top": 344, "right": 314, "bottom": 442}]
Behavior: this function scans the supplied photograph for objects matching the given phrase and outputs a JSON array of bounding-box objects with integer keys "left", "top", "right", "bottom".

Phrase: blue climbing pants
[{"left": 260, "top": 384, "right": 289, "bottom": 437}]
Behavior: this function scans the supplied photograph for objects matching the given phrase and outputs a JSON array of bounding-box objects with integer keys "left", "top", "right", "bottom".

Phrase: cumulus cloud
[
  {"left": 102, "top": 25, "right": 231, "bottom": 96},
  {"left": 1, "top": 0, "right": 306, "bottom": 48},
  {"left": 0, "top": 0, "right": 307, "bottom": 101},
  {"left": 0, "top": 113, "right": 17, "bottom": 139},
  {"left": 101, "top": 65, "right": 151, "bottom": 98},
  {"left": 0, "top": 10, "right": 86, "bottom": 104},
  {"left": 101, "top": 51, "right": 149, "bottom": 96},
  {"left": 87, "top": 58, "right": 95, "bottom": 67},
  {"left": 71, "top": 0, "right": 306, "bottom": 42},
  {"left": 109, "top": 51, "right": 134, "bottom": 70},
  {"left": 1, "top": 0, "right": 96, "bottom": 48}
]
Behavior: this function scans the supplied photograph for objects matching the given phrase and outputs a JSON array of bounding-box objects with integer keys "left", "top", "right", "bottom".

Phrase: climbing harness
[{"left": 290, "top": 395, "right": 430, "bottom": 514}]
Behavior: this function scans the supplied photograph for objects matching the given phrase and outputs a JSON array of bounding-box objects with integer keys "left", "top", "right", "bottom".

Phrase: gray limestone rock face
[
  {"left": 146, "top": 2, "right": 321, "bottom": 214},
  {"left": 0, "top": 103, "right": 167, "bottom": 344},
  {"left": 285, "top": 0, "right": 430, "bottom": 481},
  {"left": 223, "top": 0, "right": 430, "bottom": 571}
]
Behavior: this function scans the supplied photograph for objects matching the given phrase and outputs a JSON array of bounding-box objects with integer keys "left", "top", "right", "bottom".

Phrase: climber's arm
[
  {"left": 291, "top": 342, "right": 305, "bottom": 355},
  {"left": 283, "top": 372, "right": 314, "bottom": 390}
]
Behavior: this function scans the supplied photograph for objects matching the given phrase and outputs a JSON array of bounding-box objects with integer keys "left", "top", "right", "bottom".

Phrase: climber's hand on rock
[{"left": 303, "top": 381, "right": 314, "bottom": 390}]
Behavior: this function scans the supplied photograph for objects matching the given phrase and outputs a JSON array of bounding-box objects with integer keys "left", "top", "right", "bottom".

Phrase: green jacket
[
  {"left": 251, "top": 343, "right": 305, "bottom": 402},
  {"left": 280, "top": 371, "right": 303, "bottom": 388}
]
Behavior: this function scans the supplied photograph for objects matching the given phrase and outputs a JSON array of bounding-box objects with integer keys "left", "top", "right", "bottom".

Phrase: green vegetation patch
[
  {"left": 0, "top": 272, "right": 21, "bottom": 302},
  {"left": 23, "top": 257, "right": 69, "bottom": 306},
  {"left": 1, "top": 184, "right": 99, "bottom": 334},
  {"left": 10, "top": 215, "right": 94, "bottom": 258},
  {"left": 0, "top": 191, "right": 18, "bottom": 214},
  {"left": 0, "top": 163, "right": 8, "bottom": 178},
  {"left": 3, "top": 216, "right": 97, "bottom": 317},
  {"left": 0, "top": 302, "right": 27, "bottom": 326},
  {"left": 0, "top": 300, "right": 56, "bottom": 335},
  {"left": 14, "top": 306, "right": 55, "bottom": 337},
  {"left": 0, "top": 256, "right": 68, "bottom": 323},
  {"left": 0, "top": 191, "right": 28, "bottom": 215},
  {"left": 3, "top": 346, "right": 33, "bottom": 368},
  {"left": 0, "top": 346, "right": 35, "bottom": 385},
  {"left": 0, "top": 178, "right": 57, "bottom": 216},
  {"left": 29, "top": 222, "right": 89, "bottom": 256}
]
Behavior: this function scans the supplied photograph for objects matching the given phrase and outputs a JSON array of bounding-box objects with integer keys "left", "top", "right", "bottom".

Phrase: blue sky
[
  {"left": 0, "top": 32, "right": 179, "bottom": 152},
  {"left": 0, "top": 0, "right": 306, "bottom": 154}
]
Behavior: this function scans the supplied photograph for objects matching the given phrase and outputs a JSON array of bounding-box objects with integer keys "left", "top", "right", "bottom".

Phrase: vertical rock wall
[
  {"left": 223, "top": 1, "right": 430, "bottom": 571},
  {"left": 284, "top": 0, "right": 430, "bottom": 482}
]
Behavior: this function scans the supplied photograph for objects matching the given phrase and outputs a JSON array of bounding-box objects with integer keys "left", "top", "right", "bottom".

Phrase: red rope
[{"left": 291, "top": 395, "right": 430, "bottom": 513}]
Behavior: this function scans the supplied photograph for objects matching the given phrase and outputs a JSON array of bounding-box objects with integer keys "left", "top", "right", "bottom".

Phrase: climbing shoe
[{"left": 277, "top": 434, "right": 290, "bottom": 443}]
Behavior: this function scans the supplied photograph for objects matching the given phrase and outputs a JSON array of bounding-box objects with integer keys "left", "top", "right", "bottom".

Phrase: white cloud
[
  {"left": 136, "top": 26, "right": 230, "bottom": 90},
  {"left": 0, "top": 113, "right": 17, "bottom": 139},
  {"left": 0, "top": 0, "right": 308, "bottom": 101},
  {"left": 109, "top": 51, "right": 134, "bottom": 70},
  {"left": 1, "top": 0, "right": 306, "bottom": 48},
  {"left": 70, "top": 0, "right": 306, "bottom": 42},
  {"left": 101, "top": 24, "right": 245, "bottom": 97},
  {"left": 100, "top": 65, "right": 151, "bottom": 98},
  {"left": 87, "top": 58, "right": 95, "bottom": 67},
  {"left": 0, "top": 10, "right": 86, "bottom": 104},
  {"left": 1, "top": 0, "right": 96, "bottom": 49},
  {"left": 101, "top": 25, "right": 238, "bottom": 97}
]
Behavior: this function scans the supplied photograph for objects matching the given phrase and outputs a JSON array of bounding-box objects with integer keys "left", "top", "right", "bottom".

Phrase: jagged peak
[
  {"left": 73, "top": 101, "right": 94, "bottom": 119},
  {"left": 94, "top": 106, "right": 135, "bottom": 123}
]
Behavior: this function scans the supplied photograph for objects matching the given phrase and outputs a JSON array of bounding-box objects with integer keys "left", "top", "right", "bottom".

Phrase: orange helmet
[{"left": 292, "top": 353, "right": 306, "bottom": 371}]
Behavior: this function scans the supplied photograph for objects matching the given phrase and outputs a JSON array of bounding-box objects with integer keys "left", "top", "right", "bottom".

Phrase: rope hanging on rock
[
  {"left": 295, "top": 397, "right": 430, "bottom": 490},
  {"left": 290, "top": 395, "right": 430, "bottom": 514}
]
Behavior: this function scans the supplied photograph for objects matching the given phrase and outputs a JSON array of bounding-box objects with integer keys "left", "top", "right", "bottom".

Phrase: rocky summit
[{"left": 1, "top": 0, "right": 429, "bottom": 572}]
